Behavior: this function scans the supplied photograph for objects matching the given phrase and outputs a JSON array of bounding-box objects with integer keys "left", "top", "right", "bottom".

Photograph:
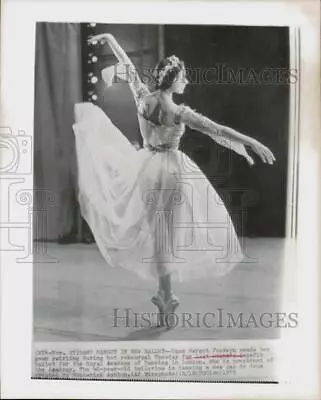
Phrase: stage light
[
  {"left": 87, "top": 73, "right": 98, "bottom": 84},
  {"left": 88, "top": 23, "right": 96, "bottom": 28},
  {"left": 88, "top": 56, "right": 98, "bottom": 64},
  {"left": 88, "top": 91, "right": 98, "bottom": 101}
]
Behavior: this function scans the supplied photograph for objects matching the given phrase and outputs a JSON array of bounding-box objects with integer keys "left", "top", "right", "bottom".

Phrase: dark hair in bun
[{"left": 154, "top": 55, "right": 185, "bottom": 91}]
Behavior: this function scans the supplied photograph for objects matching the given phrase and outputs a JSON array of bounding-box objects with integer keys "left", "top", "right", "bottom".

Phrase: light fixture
[
  {"left": 88, "top": 55, "right": 98, "bottom": 64},
  {"left": 88, "top": 92, "right": 98, "bottom": 101}
]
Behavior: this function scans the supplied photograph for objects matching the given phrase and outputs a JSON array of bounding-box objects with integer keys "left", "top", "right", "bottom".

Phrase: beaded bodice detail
[{"left": 137, "top": 112, "right": 185, "bottom": 152}]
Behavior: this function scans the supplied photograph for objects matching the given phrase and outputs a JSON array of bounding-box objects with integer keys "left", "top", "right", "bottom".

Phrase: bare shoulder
[
  {"left": 140, "top": 92, "right": 158, "bottom": 116},
  {"left": 140, "top": 91, "right": 184, "bottom": 124},
  {"left": 143, "top": 92, "right": 158, "bottom": 107}
]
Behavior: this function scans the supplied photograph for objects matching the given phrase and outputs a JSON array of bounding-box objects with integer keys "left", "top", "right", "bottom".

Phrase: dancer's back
[
  {"left": 139, "top": 91, "right": 181, "bottom": 127},
  {"left": 136, "top": 91, "right": 184, "bottom": 150}
]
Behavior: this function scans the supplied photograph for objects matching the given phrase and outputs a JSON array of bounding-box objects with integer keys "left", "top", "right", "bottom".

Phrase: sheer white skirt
[{"left": 72, "top": 102, "right": 245, "bottom": 282}]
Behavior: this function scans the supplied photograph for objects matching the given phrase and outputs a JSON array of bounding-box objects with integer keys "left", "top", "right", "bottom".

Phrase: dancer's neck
[{"left": 159, "top": 89, "right": 173, "bottom": 102}]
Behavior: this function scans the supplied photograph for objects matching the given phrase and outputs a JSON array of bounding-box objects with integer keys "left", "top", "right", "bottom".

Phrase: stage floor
[{"left": 34, "top": 239, "right": 285, "bottom": 342}]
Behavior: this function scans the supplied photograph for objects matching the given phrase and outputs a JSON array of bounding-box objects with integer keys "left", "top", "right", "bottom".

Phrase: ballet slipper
[
  {"left": 164, "top": 293, "right": 180, "bottom": 329},
  {"left": 151, "top": 292, "right": 165, "bottom": 327}
]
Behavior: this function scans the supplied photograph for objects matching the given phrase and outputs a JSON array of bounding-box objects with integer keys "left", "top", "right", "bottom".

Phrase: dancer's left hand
[{"left": 88, "top": 33, "right": 112, "bottom": 45}]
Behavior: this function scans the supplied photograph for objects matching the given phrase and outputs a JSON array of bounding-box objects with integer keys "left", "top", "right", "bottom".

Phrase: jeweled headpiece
[{"left": 157, "top": 55, "right": 181, "bottom": 86}]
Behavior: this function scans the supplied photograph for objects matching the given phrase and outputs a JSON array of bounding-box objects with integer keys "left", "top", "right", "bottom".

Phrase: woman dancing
[{"left": 73, "top": 33, "right": 276, "bottom": 328}]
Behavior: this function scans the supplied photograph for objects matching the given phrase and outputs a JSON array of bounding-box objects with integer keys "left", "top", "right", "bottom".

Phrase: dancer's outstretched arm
[
  {"left": 178, "top": 105, "right": 276, "bottom": 166},
  {"left": 88, "top": 33, "right": 149, "bottom": 105}
]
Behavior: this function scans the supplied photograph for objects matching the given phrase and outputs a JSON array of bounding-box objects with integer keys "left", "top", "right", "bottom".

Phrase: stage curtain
[{"left": 34, "top": 23, "right": 82, "bottom": 240}]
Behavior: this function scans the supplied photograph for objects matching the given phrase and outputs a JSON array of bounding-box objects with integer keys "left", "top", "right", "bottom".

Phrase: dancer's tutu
[{"left": 72, "top": 102, "right": 245, "bottom": 281}]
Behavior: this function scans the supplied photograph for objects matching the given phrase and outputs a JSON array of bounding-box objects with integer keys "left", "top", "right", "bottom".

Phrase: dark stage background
[
  {"left": 165, "top": 25, "right": 290, "bottom": 237},
  {"left": 34, "top": 23, "right": 289, "bottom": 240}
]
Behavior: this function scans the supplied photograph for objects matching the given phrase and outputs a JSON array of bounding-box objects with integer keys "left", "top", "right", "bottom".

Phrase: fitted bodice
[{"left": 137, "top": 112, "right": 185, "bottom": 152}]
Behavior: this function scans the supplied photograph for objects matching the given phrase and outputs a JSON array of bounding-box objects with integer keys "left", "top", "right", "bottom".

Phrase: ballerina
[{"left": 73, "top": 33, "right": 276, "bottom": 328}]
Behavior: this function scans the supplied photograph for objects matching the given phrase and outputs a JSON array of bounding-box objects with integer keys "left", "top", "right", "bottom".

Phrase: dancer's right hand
[{"left": 248, "top": 138, "right": 276, "bottom": 165}]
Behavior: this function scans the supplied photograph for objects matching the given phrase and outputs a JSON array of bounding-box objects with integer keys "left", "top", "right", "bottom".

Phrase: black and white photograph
[
  {"left": 1, "top": 0, "right": 320, "bottom": 395},
  {"left": 33, "top": 22, "right": 294, "bottom": 346}
]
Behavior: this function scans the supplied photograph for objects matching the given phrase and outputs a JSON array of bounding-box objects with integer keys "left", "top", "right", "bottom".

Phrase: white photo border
[{"left": 1, "top": 0, "right": 320, "bottom": 399}]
